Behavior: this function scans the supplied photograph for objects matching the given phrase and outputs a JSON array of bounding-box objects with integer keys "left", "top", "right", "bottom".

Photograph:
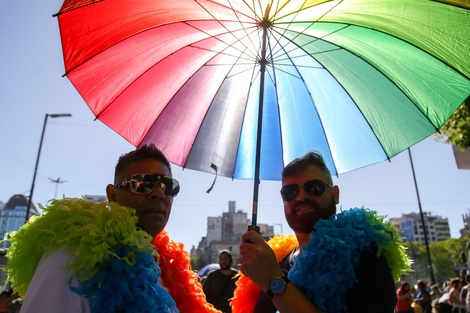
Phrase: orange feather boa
[{"left": 154, "top": 230, "right": 222, "bottom": 313}]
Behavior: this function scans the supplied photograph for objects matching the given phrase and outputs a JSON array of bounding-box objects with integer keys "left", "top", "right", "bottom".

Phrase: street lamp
[
  {"left": 25, "top": 113, "right": 72, "bottom": 222},
  {"left": 408, "top": 148, "right": 436, "bottom": 284},
  {"left": 273, "top": 223, "right": 283, "bottom": 235}
]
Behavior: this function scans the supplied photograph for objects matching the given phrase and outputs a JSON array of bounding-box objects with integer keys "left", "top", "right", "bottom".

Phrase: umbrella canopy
[{"left": 55, "top": 0, "right": 470, "bottom": 225}]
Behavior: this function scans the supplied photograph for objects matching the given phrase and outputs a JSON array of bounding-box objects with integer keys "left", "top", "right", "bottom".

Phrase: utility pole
[{"left": 49, "top": 177, "right": 68, "bottom": 199}]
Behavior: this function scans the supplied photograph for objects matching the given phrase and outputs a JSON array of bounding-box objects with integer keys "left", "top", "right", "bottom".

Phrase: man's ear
[
  {"left": 106, "top": 184, "right": 117, "bottom": 202},
  {"left": 333, "top": 185, "right": 340, "bottom": 204}
]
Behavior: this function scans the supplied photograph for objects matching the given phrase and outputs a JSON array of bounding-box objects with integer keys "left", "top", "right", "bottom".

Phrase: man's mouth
[
  {"left": 143, "top": 209, "right": 165, "bottom": 216},
  {"left": 296, "top": 206, "right": 314, "bottom": 212}
]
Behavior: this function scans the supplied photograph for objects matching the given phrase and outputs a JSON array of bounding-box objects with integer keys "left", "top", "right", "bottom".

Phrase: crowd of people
[
  {"left": 396, "top": 270, "right": 470, "bottom": 313},
  {"left": 1, "top": 145, "right": 414, "bottom": 312}
]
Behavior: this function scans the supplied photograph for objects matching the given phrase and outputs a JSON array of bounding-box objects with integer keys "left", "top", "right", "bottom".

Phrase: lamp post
[
  {"left": 25, "top": 113, "right": 72, "bottom": 222},
  {"left": 273, "top": 223, "right": 283, "bottom": 235},
  {"left": 408, "top": 148, "right": 436, "bottom": 284}
]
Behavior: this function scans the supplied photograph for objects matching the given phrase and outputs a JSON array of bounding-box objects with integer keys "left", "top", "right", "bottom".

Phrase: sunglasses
[
  {"left": 115, "top": 173, "right": 180, "bottom": 197},
  {"left": 280, "top": 179, "right": 333, "bottom": 202}
]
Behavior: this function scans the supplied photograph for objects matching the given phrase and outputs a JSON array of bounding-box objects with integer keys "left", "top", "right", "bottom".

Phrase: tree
[
  {"left": 436, "top": 97, "right": 470, "bottom": 151},
  {"left": 403, "top": 237, "right": 470, "bottom": 284},
  {"left": 190, "top": 255, "right": 206, "bottom": 271},
  {"left": 430, "top": 237, "right": 469, "bottom": 283}
]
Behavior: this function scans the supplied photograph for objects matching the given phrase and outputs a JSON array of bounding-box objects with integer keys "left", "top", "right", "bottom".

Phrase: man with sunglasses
[
  {"left": 106, "top": 146, "right": 180, "bottom": 239},
  {"left": 235, "top": 151, "right": 410, "bottom": 313},
  {"left": 5, "top": 145, "right": 220, "bottom": 313}
]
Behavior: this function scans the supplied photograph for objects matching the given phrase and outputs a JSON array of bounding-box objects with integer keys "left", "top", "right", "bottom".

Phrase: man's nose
[
  {"left": 294, "top": 185, "right": 309, "bottom": 201},
  {"left": 150, "top": 182, "right": 166, "bottom": 199}
]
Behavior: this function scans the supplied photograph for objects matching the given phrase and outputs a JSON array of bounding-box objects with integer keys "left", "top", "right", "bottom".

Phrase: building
[
  {"left": 453, "top": 145, "right": 470, "bottom": 170},
  {"left": 389, "top": 212, "right": 451, "bottom": 244},
  {"left": 83, "top": 195, "right": 108, "bottom": 202},
  {"left": 192, "top": 201, "right": 275, "bottom": 266},
  {"left": 0, "top": 194, "right": 108, "bottom": 250},
  {"left": 0, "top": 194, "right": 40, "bottom": 248},
  {"left": 460, "top": 209, "right": 470, "bottom": 237}
]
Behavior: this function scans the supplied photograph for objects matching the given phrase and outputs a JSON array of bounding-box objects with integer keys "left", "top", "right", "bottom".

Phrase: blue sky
[{"left": 1, "top": 0, "right": 470, "bottom": 251}]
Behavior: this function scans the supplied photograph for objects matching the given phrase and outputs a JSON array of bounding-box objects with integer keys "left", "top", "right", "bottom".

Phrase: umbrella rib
[
  {"left": 184, "top": 21, "right": 259, "bottom": 62},
  {"left": 270, "top": 30, "right": 399, "bottom": 161},
  {"left": 225, "top": 0, "right": 280, "bottom": 67},
  {"left": 196, "top": 0, "right": 262, "bottom": 61},
  {"left": 271, "top": 20, "right": 447, "bottom": 133},
  {"left": 267, "top": 29, "right": 341, "bottom": 176},
  {"left": 270, "top": 23, "right": 348, "bottom": 62},
  {"left": 162, "top": 32, "right": 259, "bottom": 173},
  {"left": 269, "top": 0, "right": 343, "bottom": 56}
]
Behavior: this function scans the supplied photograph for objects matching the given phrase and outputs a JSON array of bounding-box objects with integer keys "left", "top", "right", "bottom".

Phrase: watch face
[{"left": 270, "top": 277, "right": 287, "bottom": 294}]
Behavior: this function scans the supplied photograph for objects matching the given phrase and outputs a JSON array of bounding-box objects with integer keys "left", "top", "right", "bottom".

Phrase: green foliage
[
  {"left": 190, "top": 255, "right": 206, "bottom": 271},
  {"left": 436, "top": 97, "right": 470, "bottom": 151},
  {"left": 404, "top": 237, "right": 470, "bottom": 284},
  {"left": 430, "top": 237, "right": 469, "bottom": 282}
]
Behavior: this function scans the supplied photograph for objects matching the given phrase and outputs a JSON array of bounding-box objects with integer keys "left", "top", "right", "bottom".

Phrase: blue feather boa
[
  {"left": 73, "top": 245, "right": 178, "bottom": 313},
  {"left": 289, "top": 208, "right": 408, "bottom": 313}
]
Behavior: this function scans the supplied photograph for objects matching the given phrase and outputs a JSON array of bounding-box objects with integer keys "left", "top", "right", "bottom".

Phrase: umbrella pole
[
  {"left": 249, "top": 9, "right": 271, "bottom": 233},
  {"left": 408, "top": 147, "right": 436, "bottom": 284}
]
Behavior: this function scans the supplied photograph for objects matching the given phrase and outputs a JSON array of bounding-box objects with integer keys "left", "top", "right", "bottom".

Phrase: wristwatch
[{"left": 266, "top": 276, "right": 290, "bottom": 299}]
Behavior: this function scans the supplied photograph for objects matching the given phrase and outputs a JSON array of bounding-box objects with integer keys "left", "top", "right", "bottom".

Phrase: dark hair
[
  {"left": 417, "top": 280, "right": 427, "bottom": 289},
  {"left": 450, "top": 278, "right": 460, "bottom": 288},
  {"left": 400, "top": 281, "right": 410, "bottom": 292},
  {"left": 282, "top": 151, "right": 332, "bottom": 184},
  {"left": 114, "top": 144, "right": 171, "bottom": 182},
  {"left": 219, "top": 250, "right": 233, "bottom": 263}
]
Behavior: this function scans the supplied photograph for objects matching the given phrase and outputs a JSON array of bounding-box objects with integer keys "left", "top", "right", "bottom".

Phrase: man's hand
[{"left": 239, "top": 230, "right": 284, "bottom": 291}]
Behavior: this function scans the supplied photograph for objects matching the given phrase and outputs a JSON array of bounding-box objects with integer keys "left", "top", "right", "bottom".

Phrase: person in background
[
  {"left": 232, "top": 151, "right": 411, "bottom": 313},
  {"left": 459, "top": 274, "right": 470, "bottom": 313},
  {"left": 396, "top": 281, "right": 413, "bottom": 313},
  {"left": 466, "top": 277, "right": 470, "bottom": 313},
  {"left": 448, "top": 277, "right": 466, "bottom": 313},
  {"left": 2, "top": 144, "right": 220, "bottom": 313},
  {"left": 431, "top": 284, "right": 443, "bottom": 313},
  {"left": 415, "top": 280, "right": 432, "bottom": 313},
  {"left": 203, "top": 250, "right": 239, "bottom": 313},
  {"left": 460, "top": 270, "right": 468, "bottom": 288}
]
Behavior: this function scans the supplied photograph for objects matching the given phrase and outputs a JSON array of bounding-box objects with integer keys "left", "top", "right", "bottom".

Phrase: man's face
[
  {"left": 282, "top": 164, "right": 339, "bottom": 234},
  {"left": 218, "top": 253, "right": 232, "bottom": 271},
  {"left": 106, "top": 159, "right": 174, "bottom": 238}
]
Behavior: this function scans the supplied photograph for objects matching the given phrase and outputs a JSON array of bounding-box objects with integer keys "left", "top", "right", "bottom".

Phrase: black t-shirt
[
  {"left": 203, "top": 269, "right": 238, "bottom": 313},
  {"left": 254, "top": 248, "right": 397, "bottom": 313}
]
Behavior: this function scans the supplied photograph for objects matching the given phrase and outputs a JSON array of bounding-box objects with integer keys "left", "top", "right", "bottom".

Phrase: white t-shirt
[{"left": 20, "top": 248, "right": 91, "bottom": 313}]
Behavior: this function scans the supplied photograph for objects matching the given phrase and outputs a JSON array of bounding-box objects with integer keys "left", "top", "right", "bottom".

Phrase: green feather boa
[{"left": 3, "top": 198, "right": 157, "bottom": 297}]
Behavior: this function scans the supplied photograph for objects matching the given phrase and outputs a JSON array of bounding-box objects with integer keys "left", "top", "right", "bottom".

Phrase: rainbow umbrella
[{"left": 55, "top": 0, "right": 470, "bottom": 227}]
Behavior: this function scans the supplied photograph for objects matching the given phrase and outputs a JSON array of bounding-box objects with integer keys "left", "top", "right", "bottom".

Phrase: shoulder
[
  {"left": 21, "top": 249, "right": 90, "bottom": 313},
  {"left": 206, "top": 269, "right": 222, "bottom": 278},
  {"left": 345, "top": 250, "right": 397, "bottom": 313}
]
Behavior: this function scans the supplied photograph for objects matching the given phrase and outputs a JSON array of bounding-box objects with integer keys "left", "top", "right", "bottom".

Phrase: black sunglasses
[
  {"left": 115, "top": 173, "right": 180, "bottom": 197},
  {"left": 280, "top": 179, "right": 333, "bottom": 202}
]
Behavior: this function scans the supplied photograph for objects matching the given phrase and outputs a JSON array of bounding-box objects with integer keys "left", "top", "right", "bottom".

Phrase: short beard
[
  {"left": 285, "top": 198, "right": 336, "bottom": 234},
  {"left": 219, "top": 263, "right": 231, "bottom": 271}
]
